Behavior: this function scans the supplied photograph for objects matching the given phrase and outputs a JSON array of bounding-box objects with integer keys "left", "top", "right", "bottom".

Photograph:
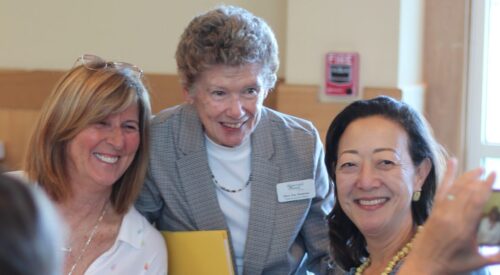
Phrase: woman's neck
[
  {"left": 364, "top": 223, "right": 417, "bottom": 273},
  {"left": 57, "top": 179, "right": 113, "bottom": 222}
]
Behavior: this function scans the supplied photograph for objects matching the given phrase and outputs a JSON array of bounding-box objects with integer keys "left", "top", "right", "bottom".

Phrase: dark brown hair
[
  {"left": 325, "top": 96, "right": 446, "bottom": 270},
  {"left": 0, "top": 172, "right": 63, "bottom": 275}
]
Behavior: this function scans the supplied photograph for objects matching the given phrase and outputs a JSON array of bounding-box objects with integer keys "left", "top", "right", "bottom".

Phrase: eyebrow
[
  {"left": 374, "top": 148, "right": 397, "bottom": 154},
  {"left": 339, "top": 149, "right": 358, "bottom": 156},
  {"left": 214, "top": 82, "right": 262, "bottom": 90},
  {"left": 124, "top": 119, "right": 139, "bottom": 124},
  {"left": 339, "top": 147, "right": 398, "bottom": 156}
]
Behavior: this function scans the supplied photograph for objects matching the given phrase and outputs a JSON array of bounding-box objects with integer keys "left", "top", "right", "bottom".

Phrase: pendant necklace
[{"left": 63, "top": 202, "right": 108, "bottom": 275}]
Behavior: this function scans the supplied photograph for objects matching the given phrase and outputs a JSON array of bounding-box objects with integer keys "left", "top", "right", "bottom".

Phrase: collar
[{"left": 114, "top": 206, "right": 145, "bottom": 250}]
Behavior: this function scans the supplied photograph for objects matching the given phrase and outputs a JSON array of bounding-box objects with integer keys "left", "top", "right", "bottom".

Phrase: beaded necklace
[
  {"left": 355, "top": 226, "right": 422, "bottom": 275},
  {"left": 211, "top": 174, "right": 250, "bottom": 193}
]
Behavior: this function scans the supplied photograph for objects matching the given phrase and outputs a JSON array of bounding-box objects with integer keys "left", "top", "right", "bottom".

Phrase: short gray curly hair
[{"left": 176, "top": 5, "right": 279, "bottom": 92}]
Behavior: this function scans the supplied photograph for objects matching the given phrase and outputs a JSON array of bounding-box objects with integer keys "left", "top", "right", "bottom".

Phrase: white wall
[
  {"left": 1, "top": 0, "right": 424, "bottom": 107},
  {"left": 286, "top": 0, "right": 401, "bottom": 88},
  {"left": 0, "top": 0, "right": 287, "bottom": 75},
  {"left": 285, "top": 0, "right": 424, "bottom": 110},
  {"left": 398, "top": 0, "right": 425, "bottom": 111}
]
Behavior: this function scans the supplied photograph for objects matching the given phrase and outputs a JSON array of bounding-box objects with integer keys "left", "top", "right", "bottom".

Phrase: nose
[
  {"left": 226, "top": 95, "right": 245, "bottom": 119},
  {"left": 356, "top": 163, "right": 379, "bottom": 190},
  {"left": 107, "top": 127, "right": 125, "bottom": 149}
]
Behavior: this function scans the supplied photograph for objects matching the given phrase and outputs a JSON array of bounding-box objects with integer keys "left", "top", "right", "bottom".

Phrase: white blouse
[
  {"left": 5, "top": 171, "right": 168, "bottom": 275},
  {"left": 85, "top": 206, "right": 168, "bottom": 275}
]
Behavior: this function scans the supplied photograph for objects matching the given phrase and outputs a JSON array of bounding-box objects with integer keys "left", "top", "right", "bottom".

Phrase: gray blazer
[{"left": 136, "top": 104, "right": 334, "bottom": 275}]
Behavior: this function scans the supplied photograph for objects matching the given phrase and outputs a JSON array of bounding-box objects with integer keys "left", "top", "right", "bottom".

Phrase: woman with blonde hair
[{"left": 21, "top": 54, "right": 167, "bottom": 275}]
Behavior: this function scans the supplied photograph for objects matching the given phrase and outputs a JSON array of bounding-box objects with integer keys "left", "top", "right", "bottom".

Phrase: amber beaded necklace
[{"left": 355, "top": 226, "right": 423, "bottom": 275}]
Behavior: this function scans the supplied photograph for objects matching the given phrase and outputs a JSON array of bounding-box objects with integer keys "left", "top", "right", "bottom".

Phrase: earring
[{"left": 412, "top": 191, "right": 421, "bottom": 202}]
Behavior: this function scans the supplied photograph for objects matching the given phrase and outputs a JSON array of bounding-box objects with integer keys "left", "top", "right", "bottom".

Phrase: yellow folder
[{"left": 162, "top": 230, "right": 235, "bottom": 275}]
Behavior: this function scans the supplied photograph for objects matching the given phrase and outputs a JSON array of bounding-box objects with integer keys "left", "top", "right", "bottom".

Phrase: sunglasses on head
[{"left": 75, "top": 54, "right": 144, "bottom": 78}]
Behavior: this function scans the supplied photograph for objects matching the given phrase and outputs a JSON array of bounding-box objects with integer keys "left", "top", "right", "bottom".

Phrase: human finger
[
  {"left": 424, "top": 167, "right": 488, "bottom": 255},
  {"left": 458, "top": 171, "right": 495, "bottom": 232},
  {"left": 462, "top": 170, "right": 496, "bottom": 212},
  {"left": 434, "top": 158, "right": 457, "bottom": 201},
  {"left": 466, "top": 171, "right": 498, "bottom": 223},
  {"left": 438, "top": 165, "right": 485, "bottom": 205},
  {"left": 485, "top": 171, "right": 497, "bottom": 189}
]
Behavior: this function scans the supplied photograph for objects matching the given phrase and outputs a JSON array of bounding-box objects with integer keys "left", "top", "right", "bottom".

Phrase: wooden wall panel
[
  {"left": 0, "top": 69, "right": 399, "bottom": 170},
  {"left": 0, "top": 109, "right": 40, "bottom": 170},
  {"left": 143, "top": 73, "right": 185, "bottom": 114},
  {"left": 363, "top": 87, "right": 401, "bottom": 101},
  {"left": 275, "top": 84, "right": 401, "bottom": 142},
  {"left": 0, "top": 70, "right": 278, "bottom": 170},
  {"left": 0, "top": 70, "right": 64, "bottom": 109},
  {"left": 275, "top": 84, "right": 347, "bottom": 142},
  {"left": 0, "top": 70, "right": 187, "bottom": 113},
  {"left": 424, "top": 0, "right": 468, "bottom": 163}
]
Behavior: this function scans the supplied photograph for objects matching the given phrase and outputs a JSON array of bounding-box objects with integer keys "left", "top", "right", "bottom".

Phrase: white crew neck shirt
[{"left": 205, "top": 136, "right": 251, "bottom": 275}]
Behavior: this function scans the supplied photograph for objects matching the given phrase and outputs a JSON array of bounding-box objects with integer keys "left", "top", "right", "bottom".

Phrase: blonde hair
[{"left": 24, "top": 65, "right": 151, "bottom": 214}]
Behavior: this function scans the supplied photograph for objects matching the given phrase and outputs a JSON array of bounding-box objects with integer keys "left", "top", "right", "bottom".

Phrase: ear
[
  {"left": 183, "top": 88, "right": 194, "bottom": 104},
  {"left": 414, "top": 158, "right": 432, "bottom": 190}
]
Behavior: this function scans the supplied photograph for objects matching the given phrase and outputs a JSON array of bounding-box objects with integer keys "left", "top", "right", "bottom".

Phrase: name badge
[{"left": 276, "top": 179, "right": 316, "bottom": 203}]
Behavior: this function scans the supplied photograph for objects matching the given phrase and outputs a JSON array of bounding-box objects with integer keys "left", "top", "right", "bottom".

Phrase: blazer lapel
[
  {"left": 176, "top": 105, "right": 228, "bottom": 230},
  {"left": 244, "top": 109, "right": 280, "bottom": 274}
]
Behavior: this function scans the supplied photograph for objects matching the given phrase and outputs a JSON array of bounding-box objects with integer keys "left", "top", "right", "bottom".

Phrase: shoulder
[
  {"left": 3, "top": 171, "right": 44, "bottom": 190},
  {"left": 148, "top": 104, "right": 204, "bottom": 153},
  {"left": 256, "top": 108, "right": 323, "bottom": 159},
  {"left": 121, "top": 207, "right": 167, "bottom": 259},
  {"left": 92, "top": 207, "right": 167, "bottom": 274},
  {"left": 262, "top": 107, "right": 318, "bottom": 137},
  {"left": 127, "top": 207, "right": 166, "bottom": 246},
  {"left": 3, "top": 170, "right": 30, "bottom": 183},
  {"left": 151, "top": 104, "right": 185, "bottom": 126}
]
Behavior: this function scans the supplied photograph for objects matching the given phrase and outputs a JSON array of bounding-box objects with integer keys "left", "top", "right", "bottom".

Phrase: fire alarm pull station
[{"left": 324, "top": 52, "right": 359, "bottom": 97}]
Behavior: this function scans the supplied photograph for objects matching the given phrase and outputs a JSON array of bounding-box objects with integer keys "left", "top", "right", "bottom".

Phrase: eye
[
  {"left": 246, "top": 88, "right": 258, "bottom": 95},
  {"left": 377, "top": 159, "right": 396, "bottom": 170},
  {"left": 241, "top": 88, "right": 259, "bottom": 99},
  {"left": 211, "top": 90, "right": 226, "bottom": 97},
  {"left": 337, "top": 161, "right": 359, "bottom": 173},
  {"left": 94, "top": 121, "right": 110, "bottom": 128},
  {"left": 123, "top": 122, "right": 139, "bottom": 132}
]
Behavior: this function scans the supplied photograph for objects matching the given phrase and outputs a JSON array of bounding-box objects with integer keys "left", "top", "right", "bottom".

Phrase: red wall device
[{"left": 324, "top": 52, "right": 359, "bottom": 96}]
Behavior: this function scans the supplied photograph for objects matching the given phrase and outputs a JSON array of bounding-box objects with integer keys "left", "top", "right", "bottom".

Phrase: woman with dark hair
[
  {"left": 0, "top": 172, "right": 63, "bottom": 275},
  {"left": 325, "top": 96, "right": 494, "bottom": 274}
]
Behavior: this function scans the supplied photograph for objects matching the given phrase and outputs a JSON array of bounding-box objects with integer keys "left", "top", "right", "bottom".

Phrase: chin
[
  {"left": 354, "top": 220, "right": 384, "bottom": 235},
  {"left": 222, "top": 142, "right": 242, "bottom": 148},
  {"left": 219, "top": 136, "right": 244, "bottom": 147},
  {"left": 94, "top": 175, "right": 121, "bottom": 186}
]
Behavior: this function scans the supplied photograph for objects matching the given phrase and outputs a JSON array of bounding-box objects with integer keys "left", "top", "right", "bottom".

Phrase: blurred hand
[{"left": 400, "top": 158, "right": 498, "bottom": 275}]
